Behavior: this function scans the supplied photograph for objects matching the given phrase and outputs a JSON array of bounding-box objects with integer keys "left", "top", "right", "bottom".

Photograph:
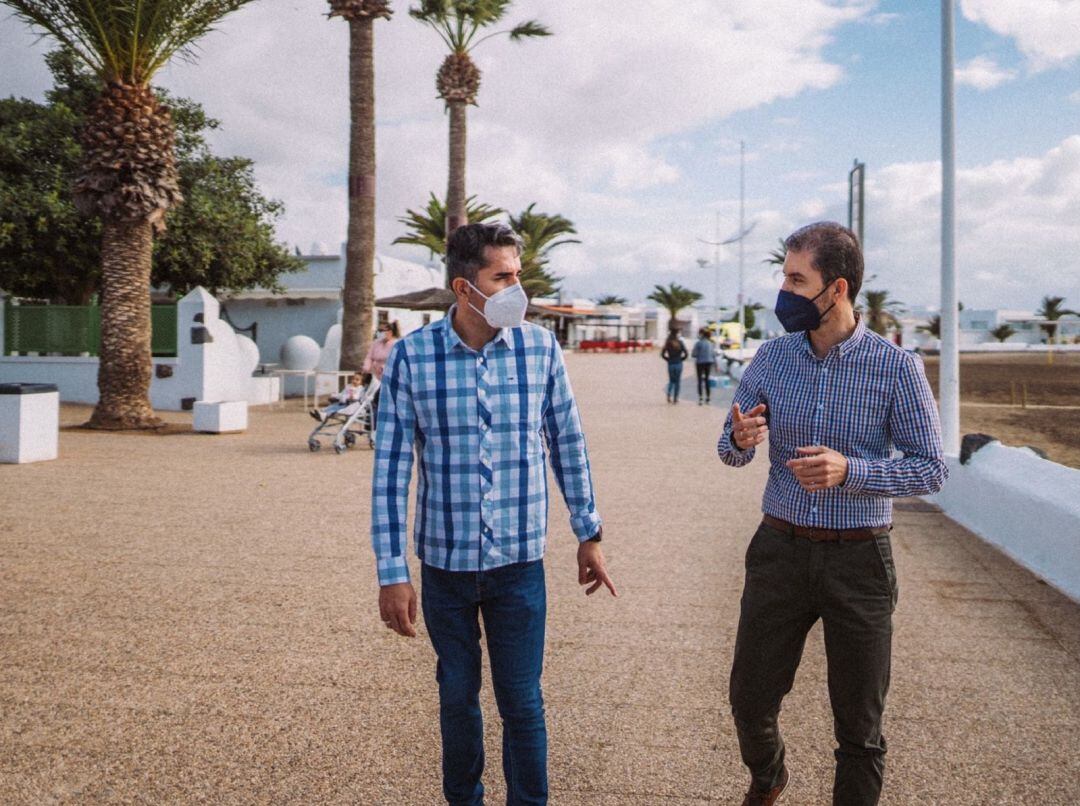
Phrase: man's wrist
[{"left": 585, "top": 526, "right": 603, "bottom": 543}]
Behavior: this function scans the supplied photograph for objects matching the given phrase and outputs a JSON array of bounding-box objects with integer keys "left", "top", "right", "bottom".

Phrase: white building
[{"left": 221, "top": 245, "right": 445, "bottom": 368}]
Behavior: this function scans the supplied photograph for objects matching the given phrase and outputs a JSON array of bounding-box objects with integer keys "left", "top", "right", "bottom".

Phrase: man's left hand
[
  {"left": 577, "top": 540, "right": 618, "bottom": 597},
  {"left": 786, "top": 445, "right": 849, "bottom": 492}
]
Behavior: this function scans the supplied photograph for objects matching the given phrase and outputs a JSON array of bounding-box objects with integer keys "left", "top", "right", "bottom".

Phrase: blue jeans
[
  {"left": 421, "top": 560, "right": 548, "bottom": 806},
  {"left": 667, "top": 362, "right": 684, "bottom": 400}
]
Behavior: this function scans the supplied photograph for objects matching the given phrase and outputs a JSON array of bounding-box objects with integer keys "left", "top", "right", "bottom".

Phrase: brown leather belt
[{"left": 762, "top": 514, "right": 889, "bottom": 542}]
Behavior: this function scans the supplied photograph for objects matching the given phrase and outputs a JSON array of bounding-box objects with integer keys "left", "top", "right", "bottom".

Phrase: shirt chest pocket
[{"left": 490, "top": 366, "right": 545, "bottom": 428}]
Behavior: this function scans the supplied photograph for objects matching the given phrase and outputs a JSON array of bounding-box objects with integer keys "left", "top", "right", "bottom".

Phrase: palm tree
[
  {"left": 647, "top": 283, "right": 703, "bottom": 326},
  {"left": 1035, "top": 295, "right": 1077, "bottom": 343},
  {"left": 394, "top": 195, "right": 568, "bottom": 298},
  {"left": 595, "top": 295, "right": 627, "bottom": 306},
  {"left": 764, "top": 239, "right": 787, "bottom": 266},
  {"left": 3, "top": 0, "right": 252, "bottom": 429},
  {"left": 394, "top": 193, "right": 502, "bottom": 258},
  {"left": 990, "top": 324, "right": 1015, "bottom": 343},
  {"left": 918, "top": 315, "right": 941, "bottom": 340},
  {"left": 860, "top": 289, "right": 904, "bottom": 336},
  {"left": 409, "top": 1, "right": 549, "bottom": 235},
  {"left": 509, "top": 203, "right": 577, "bottom": 299},
  {"left": 328, "top": 0, "right": 393, "bottom": 373}
]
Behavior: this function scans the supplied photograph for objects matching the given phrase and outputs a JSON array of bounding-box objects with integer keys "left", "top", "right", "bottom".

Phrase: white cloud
[
  {"left": 960, "top": 0, "right": 1080, "bottom": 70},
  {"left": 0, "top": 2, "right": 881, "bottom": 305},
  {"left": 1069, "top": 89, "right": 1080, "bottom": 104},
  {"left": 955, "top": 55, "right": 1018, "bottom": 90},
  {"left": 864, "top": 135, "right": 1080, "bottom": 308}
]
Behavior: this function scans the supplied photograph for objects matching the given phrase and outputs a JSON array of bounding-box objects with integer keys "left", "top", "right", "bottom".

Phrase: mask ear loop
[{"left": 809, "top": 280, "right": 839, "bottom": 329}]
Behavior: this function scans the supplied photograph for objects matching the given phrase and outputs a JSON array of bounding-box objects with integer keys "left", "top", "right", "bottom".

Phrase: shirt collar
[
  {"left": 801, "top": 312, "right": 867, "bottom": 359},
  {"left": 441, "top": 304, "right": 512, "bottom": 353}
]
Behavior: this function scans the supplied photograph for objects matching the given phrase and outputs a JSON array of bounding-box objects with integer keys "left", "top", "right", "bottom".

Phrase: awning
[{"left": 375, "top": 287, "right": 579, "bottom": 318}]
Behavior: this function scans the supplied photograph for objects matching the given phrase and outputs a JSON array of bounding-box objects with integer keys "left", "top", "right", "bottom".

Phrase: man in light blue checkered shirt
[
  {"left": 719, "top": 222, "right": 947, "bottom": 806},
  {"left": 371, "top": 222, "right": 616, "bottom": 806}
]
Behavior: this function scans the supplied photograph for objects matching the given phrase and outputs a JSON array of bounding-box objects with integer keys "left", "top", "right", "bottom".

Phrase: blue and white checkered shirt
[
  {"left": 371, "top": 308, "right": 601, "bottom": 586},
  {"left": 717, "top": 315, "right": 948, "bottom": 528}
]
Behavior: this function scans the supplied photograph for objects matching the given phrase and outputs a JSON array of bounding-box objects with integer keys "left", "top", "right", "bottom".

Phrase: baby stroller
[{"left": 307, "top": 376, "right": 380, "bottom": 454}]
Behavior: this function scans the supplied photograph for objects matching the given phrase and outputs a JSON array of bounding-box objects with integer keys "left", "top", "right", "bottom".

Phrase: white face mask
[{"left": 466, "top": 281, "right": 528, "bottom": 329}]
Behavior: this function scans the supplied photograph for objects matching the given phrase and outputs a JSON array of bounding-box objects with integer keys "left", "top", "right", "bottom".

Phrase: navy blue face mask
[{"left": 774, "top": 281, "right": 837, "bottom": 333}]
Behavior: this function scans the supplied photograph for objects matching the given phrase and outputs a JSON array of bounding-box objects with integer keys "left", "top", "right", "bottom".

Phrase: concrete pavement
[{"left": 1, "top": 352, "right": 1078, "bottom": 804}]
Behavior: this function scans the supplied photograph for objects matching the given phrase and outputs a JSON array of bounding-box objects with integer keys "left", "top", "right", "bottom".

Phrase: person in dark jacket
[
  {"left": 661, "top": 332, "right": 689, "bottom": 404},
  {"left": 691, "top": 328, "right": 718, "bottom": 405}
]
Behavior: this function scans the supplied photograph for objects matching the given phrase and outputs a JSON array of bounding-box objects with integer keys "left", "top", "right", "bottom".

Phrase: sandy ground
[
  {"left": 922, "top": 353, "right": 1080, "bottom": 468},
  {"left": 2, "top": 352, "right": 1079, "bottom": 804}
]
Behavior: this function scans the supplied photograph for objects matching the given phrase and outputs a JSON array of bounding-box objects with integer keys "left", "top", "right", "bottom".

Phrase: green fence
[{"left": 3, "top": 304, "right": 177, "bottom": 357}]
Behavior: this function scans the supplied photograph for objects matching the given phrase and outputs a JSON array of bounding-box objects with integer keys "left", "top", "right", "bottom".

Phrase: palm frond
[
  {"left": 3, "top": 0, "right": 253, "bottom": 83},
  {"left": 508, "top": 20, "right": 549, "bottom": 40}
]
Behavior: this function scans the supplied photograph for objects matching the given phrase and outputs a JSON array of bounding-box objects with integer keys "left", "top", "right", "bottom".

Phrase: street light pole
[
  {"left": 738, "top": 140, "right": 746, "bottom": 356},
  {"left": 940, "top": 0, "right": 960, "bottom": 456}
]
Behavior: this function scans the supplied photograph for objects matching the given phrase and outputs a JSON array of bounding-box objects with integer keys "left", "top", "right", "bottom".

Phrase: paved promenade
[{"left": 2, "top": 352, "right": 1078, "bottom": 804}]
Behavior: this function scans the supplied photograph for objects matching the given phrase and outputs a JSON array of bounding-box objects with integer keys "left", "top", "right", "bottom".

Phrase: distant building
[{"left": 221, "top": 244, "right": 445, "bottom": 366}]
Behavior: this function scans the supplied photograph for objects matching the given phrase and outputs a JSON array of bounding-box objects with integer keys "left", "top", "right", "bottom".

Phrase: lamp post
[
  {"left": 940, "top": 0, "right": 961, "bottom": 456},
  {"left": 698, "top": 141, "right": 755, "bottom": 356}
]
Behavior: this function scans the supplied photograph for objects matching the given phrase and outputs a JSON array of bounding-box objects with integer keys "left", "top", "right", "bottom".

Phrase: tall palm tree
[
  {"left": 647, "top": 283, "right": 703, "bottom": 326},
  {"left": 394, "top": 193, "right": 502, "bottom": 258},
  {"left": 328, "top": 1, "right": 393, "bottom": 373},
  {"left": 3, "top": 0, "right": 253, "bottom": 429},
  {"left": 409, "top": 1, "right": 549, "bottom": 235},
  {"left": 509, "top": 203, "right": 577, "bottom": 299},
  {"left": 860, "top": 289, "right": 904, "bottom": 336},
  {"left": 1036, "top": 295, "right": 1076, "bottom": 343}
]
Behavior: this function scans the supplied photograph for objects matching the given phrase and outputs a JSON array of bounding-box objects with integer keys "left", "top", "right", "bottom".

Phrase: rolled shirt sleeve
[
  {"left": 370, "top": 341, "right": 417, "bottom": 586},
  {"left": 843, "top": 352, "right": 949, "bottom": 497},
  {"left": 542, "top": 338, "right": 602, "bottom": 541}
]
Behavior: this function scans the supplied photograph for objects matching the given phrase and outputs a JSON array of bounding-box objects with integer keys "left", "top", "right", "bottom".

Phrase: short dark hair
[
  {"left": 784, "top": 221, "right": 863, "bottom": 303},
  {"left": 446, "top": 222, "right": 523, "bottom": 285}
]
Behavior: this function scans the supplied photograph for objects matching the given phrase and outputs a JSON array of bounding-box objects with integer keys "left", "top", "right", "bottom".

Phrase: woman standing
[
  {"left": 661, "top": 332, "right": 689, "bottom": 404},
  {"left": 362, "top": 320, "right": 399, "bottom": 380},
  {"left": 691, "top": 328, "right": 717, "bottom": 406},
  {"left": 362, "top": 320, "right": 400, "bottom": 425}
]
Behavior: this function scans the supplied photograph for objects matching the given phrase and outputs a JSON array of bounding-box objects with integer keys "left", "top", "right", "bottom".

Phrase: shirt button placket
[{"left": 477, "top": 352, "right": 495, "bottom": 568}]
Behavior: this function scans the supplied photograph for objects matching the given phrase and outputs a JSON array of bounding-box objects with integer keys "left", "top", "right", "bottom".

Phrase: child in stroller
[
  {"left": 310, "top": 372, "right": 367, "bottom": 422},
  {"left": 306, "top": 372, "right": 380, "bottom": 454}
]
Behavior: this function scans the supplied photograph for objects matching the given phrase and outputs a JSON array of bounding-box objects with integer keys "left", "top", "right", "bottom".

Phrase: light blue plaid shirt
[
  {"left": 717, "top": 315, "right": 948, "bottom": 528},
  {"left": 371, "top": 309, "right": 601, "bottom": 586}
]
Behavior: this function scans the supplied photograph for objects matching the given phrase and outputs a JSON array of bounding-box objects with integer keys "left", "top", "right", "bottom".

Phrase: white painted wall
[
  {"left": 0, "top": 288, "right": 259, "bottom": 410},
  {"left": 928, "top": 442, "right": 1080, "bottom": 603}
]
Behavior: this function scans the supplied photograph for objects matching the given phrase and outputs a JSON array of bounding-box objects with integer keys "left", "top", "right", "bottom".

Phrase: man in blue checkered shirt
[
  {"left": 371, "top": 222, "right": 616, "bottom": 806},
  {"left": 718, "top": 222, "right": 947, "bottom": 806}
]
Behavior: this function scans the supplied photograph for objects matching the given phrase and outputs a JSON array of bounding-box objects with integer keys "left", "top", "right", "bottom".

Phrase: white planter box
[
  {"left": 193, "top": 400, "right": 248, "bottom": 434},
  {"left": 248, "top": 375, "right": 281, "bottom": 406},
  {"left": 0, "top": 383, "right": 59, "bottom": 463}
]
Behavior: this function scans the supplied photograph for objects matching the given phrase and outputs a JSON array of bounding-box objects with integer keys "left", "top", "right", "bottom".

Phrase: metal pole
[
  {"left": 940, "top": 0, "right": 961, "bottom": 455},
  {"left": 714, "top": 211, "right": 721, "bottom": 324},
  {"left": 738, "top": 140, "right": 746, "bottom": 357}
]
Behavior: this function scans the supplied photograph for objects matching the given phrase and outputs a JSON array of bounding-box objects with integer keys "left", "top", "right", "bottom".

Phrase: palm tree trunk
[
  {"left": 87, "top": 217, "right": 161, "bottom": 430},
  {"left": 446, "top": 99, "right": 468, "bottom": 238},
  {"left": 341, "top": 16, "right": 377, "bottom": 372}
]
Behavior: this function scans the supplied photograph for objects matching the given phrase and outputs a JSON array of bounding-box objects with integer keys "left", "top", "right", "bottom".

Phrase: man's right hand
[
  {"left": 731, "top": 402, "right": 769, "bottom": 450},
  {"left": 379, "top": 582, "right": 418, "bottom": 637}
]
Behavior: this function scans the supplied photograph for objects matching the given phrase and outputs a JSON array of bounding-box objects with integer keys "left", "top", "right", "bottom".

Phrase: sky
[{"left": 2, "top": 0, "right": 1080, "bottom": 312}]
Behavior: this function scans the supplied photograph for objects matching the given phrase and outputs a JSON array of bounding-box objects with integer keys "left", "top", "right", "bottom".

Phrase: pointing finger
[
  {"left": 732, "top": 403, "right": 744, "bottom": 423},
  {"left": 747, "top": 403, "right": 767, "bottom": 418}
]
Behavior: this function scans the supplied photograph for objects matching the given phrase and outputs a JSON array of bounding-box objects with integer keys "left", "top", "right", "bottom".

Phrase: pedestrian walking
[
  {"left": 661, "top": 332, "right": 688, "bottom": 404},
  {"left": 692, "top": 328, "right": 717, "bottom": 405},
  {"left": 718, "top": 222, "right": 948, "bottom": 806},
  {"left": 371, "top": 222, "right": 617, "bottom": 806}
]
